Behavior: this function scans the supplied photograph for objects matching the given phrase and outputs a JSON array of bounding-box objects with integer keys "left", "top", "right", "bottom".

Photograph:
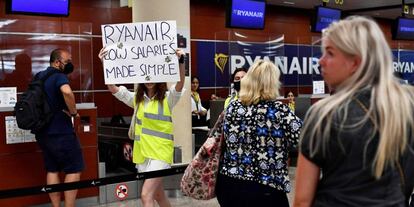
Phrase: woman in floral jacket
[{"left": 216, "top": 60, "right": 303, "bottom": 207}]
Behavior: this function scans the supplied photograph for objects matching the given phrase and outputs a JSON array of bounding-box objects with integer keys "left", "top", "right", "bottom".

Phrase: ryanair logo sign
[
  {"left": 214, "top": 53, "right": 321, "bottom": 75},
  {"left": 197, "top": 41, "right": 414, "bottom": 87},
  {"left": 214, "top": 53, "right": 228, "bottom": 74}
]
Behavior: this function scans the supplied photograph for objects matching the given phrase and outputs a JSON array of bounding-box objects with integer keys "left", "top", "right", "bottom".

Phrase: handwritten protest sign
[{"left": 101, "top": 20, "right": 179, "bottom": 84}]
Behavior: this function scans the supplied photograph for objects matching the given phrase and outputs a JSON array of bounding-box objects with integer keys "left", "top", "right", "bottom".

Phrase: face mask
[
  {"left": 233, "top": 81, "right": 241, "bottom": 92},
  {"left": 62, "top": 62, "right": 74, "bottom": 74}
]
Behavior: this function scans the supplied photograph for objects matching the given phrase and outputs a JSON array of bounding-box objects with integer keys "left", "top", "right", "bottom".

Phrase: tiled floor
[{"left": 92, "top": 167, "right": 296, "bottom": 207}]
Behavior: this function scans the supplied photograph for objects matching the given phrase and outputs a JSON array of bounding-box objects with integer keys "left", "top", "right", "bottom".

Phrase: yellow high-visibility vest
[{"left": 132, "top": 97, "right": 174, "bottom": 164}]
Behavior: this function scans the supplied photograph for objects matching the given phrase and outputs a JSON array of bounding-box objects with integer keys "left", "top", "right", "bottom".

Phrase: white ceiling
[{"left": 266, "top": 0, "right": 414, "bottom": 19}]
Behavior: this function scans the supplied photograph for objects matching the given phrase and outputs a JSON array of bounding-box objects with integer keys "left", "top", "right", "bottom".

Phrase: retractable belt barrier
[{"left": 0, "top": 165, "right": 187, "bottom": 199}]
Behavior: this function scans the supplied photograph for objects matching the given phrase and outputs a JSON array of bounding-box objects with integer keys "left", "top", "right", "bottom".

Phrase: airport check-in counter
[
  {"left": 310, "top": 94, "right": 330, "bottom": 105},
  {"left": 0, "top": 105, "right": 98, "bottom": 206}
]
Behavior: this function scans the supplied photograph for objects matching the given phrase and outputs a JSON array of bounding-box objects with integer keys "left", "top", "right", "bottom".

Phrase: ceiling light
[
  {"left": 262, "top": 51, "right": 277, "bottom": 54},
  {"left": 265, "top": 36, "right": 285, "bottom": 44},
  {"left": 27, "top": 35, "right": 88, "bottom": 41},
  {"left": 265, "top": 44, "right": 284, "bottom": 49},
  {"left": 0, "top": 49, "right": 24, "bottom": 54},
  {"left": 283, "top": 1, "right": 295, "bottom": 5},
  {"left": 0, "top": 20, "right": 17, "bottom": 29},
  {"left": 236, "top": 41, "right": 251, "bottom": 46},
  {"left": 234, "top": 32, "right": 247, "bottom": 38},
  {"left": 31, "top": 56, "right": 51, "bottom": 61}
]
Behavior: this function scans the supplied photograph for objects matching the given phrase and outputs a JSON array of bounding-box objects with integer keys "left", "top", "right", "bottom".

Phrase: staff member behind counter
[
  {"left": 99, "top": 48, "right": 185, "bottom": 207},
  {"left": 224, "top": 67, "right": 248, "bottom": 108},
  {"left": 191, "top": 76, "right": 207, "bottom": 126}
]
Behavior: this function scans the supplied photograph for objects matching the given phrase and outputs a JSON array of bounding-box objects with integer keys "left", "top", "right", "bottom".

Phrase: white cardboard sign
[{"left": 101, "top": 20, "right": 179, "bottom": 84}]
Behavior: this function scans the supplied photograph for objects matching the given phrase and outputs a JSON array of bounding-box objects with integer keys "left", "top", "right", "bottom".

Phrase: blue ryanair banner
[
  {"left": 196, "top": 41, "right": 231, "bottom": 88},
  {"left": 393, "top": 50, "right": 414, "bottom": 82},
  {"left": 195, "top": 40, "right": 414, "bottom": 88}
]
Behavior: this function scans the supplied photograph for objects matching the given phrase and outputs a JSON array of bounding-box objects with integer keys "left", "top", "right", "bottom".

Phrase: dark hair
[
  {"left": 191, "top": 76, "right": 199, "bottom": 83},
  {"left": 135, "top": 83, "right": 167, "bottom": 105},
  {"left": 191, "top": 76, "right": 200, "bottom": 92},
  {"left": 49, "top": 48, "right": 66, "bottom": 63},
  {"left": 230, "top": 67, "right": 248, "bottom": 83},
  {"left": 284, "top": 91, "right": 295, "bottom": 98}
]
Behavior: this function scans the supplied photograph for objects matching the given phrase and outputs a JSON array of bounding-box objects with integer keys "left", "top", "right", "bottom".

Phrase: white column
[{"left": 132, "top": 0, "right": 192, "bottom": 163}]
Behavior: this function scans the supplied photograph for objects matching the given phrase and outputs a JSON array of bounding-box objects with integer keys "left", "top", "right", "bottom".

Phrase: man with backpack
[{"left": 34, "top": 48, "right": 84, "bottom": 207}]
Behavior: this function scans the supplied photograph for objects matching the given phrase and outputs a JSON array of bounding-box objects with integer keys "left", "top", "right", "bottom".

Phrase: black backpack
[{"left": 14, "top": 70, "right": 58, "bottom": 133}]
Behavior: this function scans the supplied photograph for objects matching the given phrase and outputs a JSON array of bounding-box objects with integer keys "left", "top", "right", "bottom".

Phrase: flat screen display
[
  {"left": 393, "top": 18, "right": 414, "bottom": 40},
  {"left": 6, "top": 0, "right": 70, "bottom": 17},
  {"left": 312, "top": 6, "right": 341, "bottom": 32},
  {"left": 227, "top": 0, "right": 265, "bottom": 30}
]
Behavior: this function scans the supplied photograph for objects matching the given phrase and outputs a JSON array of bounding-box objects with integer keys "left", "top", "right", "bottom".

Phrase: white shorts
[{"left": 136, "top": 158, "right": 171, "bottom": 173}]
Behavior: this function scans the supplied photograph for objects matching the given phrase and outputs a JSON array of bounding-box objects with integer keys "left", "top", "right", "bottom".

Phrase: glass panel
[
  {"left": 288, "top": 36, "right": 319, "bottom": 120},
  {"left": 0, "top": 19, "right": 93, "bottom": 104},
  {"left": 0, "top": 18, "right": 95, "bottom": 200},
  {"left": 311, "top": 36, "right": 327, "bottom": 94},
  {"left": 213, "top": 31, "right": 284, "bottom": 100}
]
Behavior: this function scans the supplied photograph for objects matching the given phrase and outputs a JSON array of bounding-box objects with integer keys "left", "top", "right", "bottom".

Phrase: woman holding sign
[{"left": 99, "top": 48, "right": 185, "bottom": 207}]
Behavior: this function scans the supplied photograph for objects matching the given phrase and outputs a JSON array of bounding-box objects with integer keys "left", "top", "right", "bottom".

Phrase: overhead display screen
[
  {"left": 393, "top": 17, "right": 414, "bottom": 41},
  {"left": 7, "top": 0, "right": 70, "bottom": 16},
  {"left": 312, "top": 6, "right": 341, "bottom": 32},
  {"left": 227, "top": 0, "right": 266, "bottom": 29}
]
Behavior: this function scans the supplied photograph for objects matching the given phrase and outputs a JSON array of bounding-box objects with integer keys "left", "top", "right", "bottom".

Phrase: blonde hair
[
  {"left": 302, "top": 16, "right": 414, "bottom": 178},
  {"left": 239, "top": 60, "right": 280, "bottom": 106}
]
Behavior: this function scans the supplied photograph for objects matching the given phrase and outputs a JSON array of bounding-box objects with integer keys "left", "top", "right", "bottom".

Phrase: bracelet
[
  {"left": 179, "top": 55, "right": 185, "bottom": 64},
  {"left": 70, "top": 112, "right": 78, "bottom": 117}
]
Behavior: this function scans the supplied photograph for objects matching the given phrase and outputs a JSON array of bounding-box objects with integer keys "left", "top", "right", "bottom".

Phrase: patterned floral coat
[{"left": 219, "top": 100, "right": 302, "bottom": 192}]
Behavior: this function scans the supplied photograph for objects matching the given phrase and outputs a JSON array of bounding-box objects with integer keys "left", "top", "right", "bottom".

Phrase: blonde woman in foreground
[{"left": 294, "top": 16, "right": 414, "bottom": 207}]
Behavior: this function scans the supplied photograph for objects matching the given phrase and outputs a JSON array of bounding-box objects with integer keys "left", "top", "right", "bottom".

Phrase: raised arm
[{"left": 175, "top": 49, "right": 185, "bottom": 92}]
